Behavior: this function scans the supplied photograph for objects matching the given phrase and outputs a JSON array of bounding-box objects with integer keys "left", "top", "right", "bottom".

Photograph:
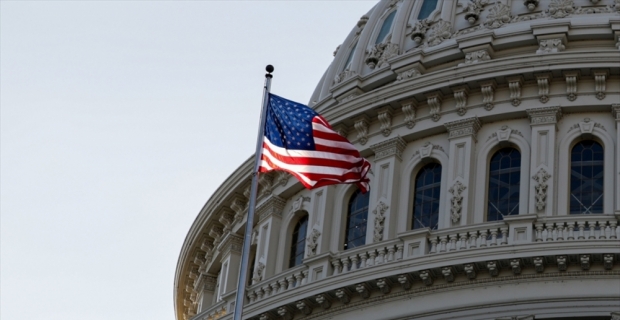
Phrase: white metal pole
[{"left": 232, "top": 65, "right": 273, "bottom": 320}]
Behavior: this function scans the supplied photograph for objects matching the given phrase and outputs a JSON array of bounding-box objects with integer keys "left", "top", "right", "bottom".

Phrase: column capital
[
  {"left": 219, "top": 233, "right": 244, "bottom": 258},
  {"left": 256, "top": 195, "right": 287, "bottom": 223},
  {"left": 527, "top": 106, "right": 563, "bottom": 126},
  {"left": 370, "top": 136, "right": 407, "bottom": 161},
  {"left": 444, "top": 117, "right": 481, "bottom": 140},
  {"left": 612, "top": 104, "right": 620, "bottom": 121}
]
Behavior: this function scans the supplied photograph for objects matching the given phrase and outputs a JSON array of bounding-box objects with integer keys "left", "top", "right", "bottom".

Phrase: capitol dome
[{"left": 175, "top": 1, "right": 620, "bottom": 319}]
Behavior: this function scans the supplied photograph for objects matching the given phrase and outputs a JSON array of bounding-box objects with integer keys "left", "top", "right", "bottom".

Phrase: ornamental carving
[
  {"left": 537, "top": 38, "right": 565, "bottom": 54},
  {"left": 401, "top": 101, "right": 416, "bottom": 129},
  {"left": 426, "top": 20, "right": 452, "bottom": 47},
  {"left": 527, "top": 106, "right": 563, "bottom": 125},
  {"left": 448, "top": 181, "right": 466, "bottom": 223},
  {"left": 564, "top": 71, "right": 579, "bottom": 101},
  {"left": 444, "top": 117, "right": 481, "bottom": 140},
  {"left": 484, "top": 1, "right": 512, "bottom": 29},
  {"left": 464, "top": 0, "right": 489, "bottom": 24},
  {"left": 524, "top": 0, "right": 539, "bottom": 11},
  {"left": 532, "top": 168, "right": 551, "bottom": 211},
  {"left": 354, "top": 115, "right": 370, "bottom": 145},
  {"left": 410, "top": 19, "right": 431, "bottom": 44},
  {"left": 547, "top": 0, "right": 575, "bottom": 18},
  {"left": 396, "top": 68, "right": 420, "bottom": 81},
  {"left": 480, "top": 80, "right": 496, "bottom": 111},
  {"left": 377, "top": 106, "right": 394, "bottom": 137},
  {"left": 252, "top": 262, "right": 265, "bottom": 284},
  {"left": 567, "top": 118, "right": 606, "bottom": 133},
  {"left": 373, "top": 201, "right": 389, "bottom": 242},
  {"left": 593, "top": 70, "right": 607, "bottom": 100},
  {"left": 507, "top": 76, "right": 523, "bottom": 106},
  {"left": 452, "top": 86, "right": 469, "bottom": 116},
  {"left": 306, "top": 228, "right": 321, "bottom": 257},
  {"left": 426, "top": 92, "right": 442, "bottom": 122},
  {"left": 370, "top": 136, "right": 407, "bottom": 162},
  {"left": 333, "top": 69, "right": 356, "bottom": 85},
  {"left": 535, "top": 73, "right": 551, "bottom": 103},
  {"left": 290, "top": 196, "right": 310, "bottom": 213},
  {"left": 460, "top": 50, "right": 491, "bottom": 66},
  {"left": 366, "top": 37, "right": 399, "bottom": 69}
]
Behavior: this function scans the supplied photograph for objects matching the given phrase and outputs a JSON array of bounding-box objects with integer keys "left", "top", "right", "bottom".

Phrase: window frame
[
  {"left": 486, "top": 147, "right": 522, "bottom": 221},
  {"left": 411, "top": 162, "right": 443, "bottom": 230},
  {"left": 343, "top": 188, "right": 370, "bottom": 250}
]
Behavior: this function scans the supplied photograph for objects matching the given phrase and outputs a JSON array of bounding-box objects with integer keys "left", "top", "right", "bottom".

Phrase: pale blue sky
[{"left": 0, "top": 1, "right": 376, "bottom": 319}]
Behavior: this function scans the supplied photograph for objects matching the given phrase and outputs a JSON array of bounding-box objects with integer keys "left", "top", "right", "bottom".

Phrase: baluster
[
  {"left": 535, "top": 223, "right": 543, "bottom": 242},
  {"left": 577, "top": 221, "right": 586, "bottom": 240},
  {"left": 396, "top": 244, "right": 404, "bottom": 259},
  {"left": 377, "top": 247, "right": 386, "bottom": 264},
  {"left": 341, "top": 257, "right": 350, "bottom": 273},
  {"left": 367, "top": 250, "right": 377, "bottom": 267},
  {"left": 301, "top": 270, "right": 309, "bottom": 285},
  {"left": 439, "top": 235, "right": 448, "bottom": 252},
  {"left": 479, "top": 230, "right": 488, "bottom": 247},
  {"left": 601, "top": 221, "right": 609, "bottom": 240},
  {"left": 567, "top": 222, "right": 575, "bottom": 240},
  {"left": 490, "top": 229, "right": 498, "bottom": 246},
  {"left": 556, "top": 223, "right": 564, "bottom": 241},
  {"left": 294, "top": 272, "right": 303, "bottom": 287},
  {"left": 286, "top": 276, "right": 295, "bottom": 290},
  {"left": 350, "top": 255, "right": 359, "bottom": 271},
  {"left": 545, "top": 224, "right": 553, "bottom": 242},
  {"left": 331, "top": 260, "right": 341, "bottom": 276},
  {"left": 588, "top": 220, "right": 597, "bottom": 239},
  {"left": 459, "top": 233, "right": 468, "bottom": 250},
  {"left": 359, "top": 252, "right": 368, "bottom": 268},
  {"left": 256, "top": 288, "right": 264, "bottom": 300},
  {"left": 469, "top": 231, "right": 478, "bottom": 248},
  {"left": 387, "top": 245, "right": 396, "bottom": 261},
  {"left": 270, "top": 282, "right": 280, "bottom": 295},
  {"left": 552, "top": 224, "right": 558, "bottom": 241},
  {"left": 429, "top": 237, "right": 439, "bottom": 253},
  {"left": 278, "top": 279, "right": 288, "bottom": 292},
  {"left": 448, "top": 234, "right": 458, "bottom": 251},
  {"left": 500, "top": 227, "right": 508, "bottom": 245},
  {"left": 611, "top": 220, "right": 619, "bottom": 239}
]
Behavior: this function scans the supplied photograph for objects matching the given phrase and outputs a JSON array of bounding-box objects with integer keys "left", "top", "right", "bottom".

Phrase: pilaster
[
  {"left": 526, "top": 107, "right": 562, "bottom": 216},
  {"left": 613, "top": 104, "right": 620, "bottom": 212},
  {"left": 444, "top": 117, "right": 481, "bottom": 227},
  {"left": 369, "top": 136, "right": 407, "bottom": 242},
  {"left": 217, "top": 233, "right": 243, "bottom": 296},
  {"left": 197, "top": 275, "right": 218, "bottom": 312},
  {"left": 254, "top": 196, "right": 286, "bottom": 280}
]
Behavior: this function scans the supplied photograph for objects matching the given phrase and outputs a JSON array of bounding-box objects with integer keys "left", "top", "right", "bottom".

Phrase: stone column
[
  {"left": 444, "top": 117, "right": 481, "bottom": 227},
  {"left": 369, "top": 136, "right": 407, "bottom": 242},
  {"left": 526, "top": 107, "right": 562, "bottom": 216},
  {"left": 217, "top": 233, "right": 244, "bottom": 296},
  {"left": 254, "top": 196, "right": 286, "bottom": 277},
  {"left": 613, "top": 104, "right": 620, "bottom": 213}
]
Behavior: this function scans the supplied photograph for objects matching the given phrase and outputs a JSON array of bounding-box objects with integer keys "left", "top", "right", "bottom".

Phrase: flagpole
[{"left": 233, "top": 65, "right": 273, "bottom": 320}]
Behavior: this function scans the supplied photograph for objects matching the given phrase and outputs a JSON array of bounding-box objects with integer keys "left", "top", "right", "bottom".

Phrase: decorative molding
[
  {"left": 535, "top": 73, "right": 552, "bottom": 103},
  {"left": 460, "top": 49, "right": 491, "bottom": 66},
  {"left": 377, "top": 106, "right": 394, "bottom": 137},
  {"left": 507, "top": 76, "right": 524, "bottom": 106},
  {"left": 536, "top": 38, "right": 565, "bottom": 54},
  {"left": 366, "top": 38, "right": 399, "bottom": 69},
  {"left": 397, "top": 274, "right": 413, "bottom": 290},
  {"left": 564, "top": 71, "right": 580, "bottom": 101},
  {"left": 419, "top": 270, "right": 434, "bottom": 286},
  {"left": 487, "top": 261, "right": 499, "bottom": 277},
  {"left": 353, "top": 115, "right": 370, "bottom": 145},
  {"left": 410, "top": 19, "right": 431, "bottom": 44},
  {"left": 416, "top": 142, "right": 443, "bottom": 159},
  {"left": 593, "top": 69, "right": 608, "bottom": 100},
  {"left": 487, "top": 125, "right": 524, "bottom": 142},
  {"left": 306, "top": 228, "right": 321, "bottom": 257},
  {"left": 276, "top": 306, "right": 293, "bottom": 320},
  {"left": 426, "top": 20, "right": 453, "bottom": 47},
  {"left": 258, "top": 172, "right": 274, "bottom": 196},
  {"left": 557, "top": 255, "right": 568, "bottom": 271},
  {"left": 333, "top": 69, "right": 356, "bottom": 85},
  {"left": 290, "top": 196, "right": 311, "bottom": 213},
  {"left": 567, "top": 118, "right": 606, "bottom": 133},
  {"left": 256, "top": 195, "right": 286, "bottom": 222},
  {"left": 441, "top": 267, "right": 455, "bottom": 282},
  {"left": 335, "top": 288, "right": 351, "bottom": 304},
  {"left": 370, "top": 136, "right": 407, "bottom": 162},
  {"left": 220, "top": 233, "right": 244, "bottom": 258},
  {"left": 396, "top": 68, "right": 420, "bottom": 81},
  {"left": 275, "top": 171, "right": 290, "bottom": 187},
  {"left": 315, "top": 294, "right": 332, "bottom": 309},
  {"left": 296, "top": 300, "right": 312, "bottom": 315},
  {"left": 547, "top": 0, "right": 575, "bottom": 18},
  {"left": 209, "top": 225, "right": 224, "bottom": 246},
  {"left": 452, "top": 86, "right": 469, "bottom": 116},
  {"left": 480, "top": 80, "right": 496, "bottom": 111},
  {"left": 355, "top": 283, "right": 371, "bottom": 299},
  {"left": 527, "top": 106, "right": 563, "bottom": 125},
  {"left": 218, "top": 208, "right": 235, "bottom": 232},
  {"left": 448, "top": 181, "right": 467, "bottom": 223},
  {"left": 444, "top": 117, "right": 482, "bottom": 140},
  {"left": 463, "top": 0, "right": 489, "bottom": 24},
  {"left": 523, "top": 0, "right": 539, "bottom": 11},
  {"left": 230, "top": 194, "right": 247, "bottom": 225},
  {"left": 373, "top": 201, "right": 389, "bottom": 242},
  {"left": 356, "top": 15, "right": 369, "bottom": 32},
  {"left": 484, "top": 2, "right": 512, "bottom": 28},
  {"left": 426, "top": 92, "right": 443, "bottom": 122},
  {"left": 401, "top": 100, "right": 417, "bottom": 129},
  {"left": 464, "top": 263, "right": 477, "bottom": 279},
  {"left": 252, "top": 262, "right": 265, "bottom": 284},
  {"left": 612, "top": 104, "right": 620, "bottom": 121},
  {"left": 534, "top": 256, "right": 545, "bottom": 273},
  {"left": 331, "top": 123, "right": 348, "bottom": 138},
  {"left": 532, "top": 168, "right": 551, "bottom": 211}
]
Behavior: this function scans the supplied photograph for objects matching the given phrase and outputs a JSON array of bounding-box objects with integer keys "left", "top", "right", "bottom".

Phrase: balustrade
[
  {"left": 428, "top": 222, "right": 509, "bottom": 254},
  {"left": 330, "top": 240, "right": 404, "bottom": 276},
  {"left": 534, "top": 215, "right": 620, "bottom": 242}
]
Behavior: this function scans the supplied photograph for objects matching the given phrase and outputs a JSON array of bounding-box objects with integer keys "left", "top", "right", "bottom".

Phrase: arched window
[
  {"left": 412, "top": 163, "right": 442, "bottom": 230},
  {"left": 487, "top": 148, "right": 521, "bottom": 221},
  {"left": 343, "top": 41, "right": 357, "bottom": 71},
  {"left": 344, "top": 189, "right": 369, "bottom": 250},
  {"left": 289, "top": 215, "right": 308, "bottom": 268},
  {"left": 570, "top": 140, "right": 604, "bottom": 214},
  {"left": 375, "top": 10, "right": 397, "bottom": 44},
  {"left": 418, "top": 0, "right": 439, "bottom": 19}
]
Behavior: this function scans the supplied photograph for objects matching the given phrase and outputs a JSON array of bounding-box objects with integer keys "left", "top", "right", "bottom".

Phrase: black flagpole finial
[{"left": 265, "top": 65, "right": 274, "bottom": 78}]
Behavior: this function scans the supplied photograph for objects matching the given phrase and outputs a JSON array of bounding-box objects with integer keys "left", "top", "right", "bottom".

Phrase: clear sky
[{"left": 0, "top": 1, "right": 376, "bottom": 319}]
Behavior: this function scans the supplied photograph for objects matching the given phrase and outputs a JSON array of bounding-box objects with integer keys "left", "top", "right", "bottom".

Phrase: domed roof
[{"left": 310, "top": 0, "right": 620, "bottom": 110}]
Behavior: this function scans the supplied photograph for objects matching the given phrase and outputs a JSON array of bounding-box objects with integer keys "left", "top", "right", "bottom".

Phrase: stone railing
[
  {"left": 191, "top": 298, "right": 227, "bottom": 320},
  {"left": 535, "top": 215, "right": 620, "bottom": 242},
  {"left": 428, "top": 221, "right": 509, "bottom": 254},
  {"left": 330, "top": 239, "right": 404, "bottom": 276},
  {"left": 246, "top": 264, "right": 309, "bottom": 305}
]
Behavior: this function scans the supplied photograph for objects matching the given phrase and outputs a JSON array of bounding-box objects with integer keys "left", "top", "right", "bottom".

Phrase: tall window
[
  {"left": 344, "top": 189, "right": 369, "bottom": 250},
  {"left": 487, "top": 148, "right": 521, "bottom": 221},
  {"left": 412, "top": 163, "right": 442, "bottom": 230},
  {"left": 343, "top": 41, "right": 357, "bottom": 71},
  {"left": 570, "top": 140, "right": 604, "bottom": 214},
  {"left": 418, "top": 0, "right": 439, "bottom": 19},
  {"left": 375, "top": 10, "right": 397, "bottom": 44},
  {"left": 289, "top": 215, "right": 308, "bottom": 268}
]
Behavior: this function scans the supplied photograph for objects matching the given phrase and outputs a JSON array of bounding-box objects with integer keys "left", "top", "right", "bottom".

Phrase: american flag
[{"left": 259, "top": 94, "right": 371, "bottom": 193}]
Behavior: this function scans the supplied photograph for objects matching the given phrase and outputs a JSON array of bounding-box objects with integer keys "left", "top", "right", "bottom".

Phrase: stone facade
[{"left": 175, "top": 1, "right": 620, "bottom": 320}]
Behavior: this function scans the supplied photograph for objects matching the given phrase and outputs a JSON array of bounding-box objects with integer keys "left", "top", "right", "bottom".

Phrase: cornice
[
  {"left": 369, "top": 136, "right": 407, "bottom": 162},
  {"left": 526, "top": 106, "right": 563, "bottom": 126},
  {"left": 256, "top": 196, "right": 287, "bottom": 224},
  {"left": 444, "top": 117, "right": 482, "bottom": 140}
]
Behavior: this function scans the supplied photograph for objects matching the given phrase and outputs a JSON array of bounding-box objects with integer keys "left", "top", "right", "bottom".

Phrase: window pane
[
  {"left": 418, "top": 0, "right": 438, "bottom": 19},
  {"left": 344, "top": 189, "right": 369, "bottom": 249},
  {"left": 487, "top": 148, "right": 521, "bottom": 221},
  {"left": 289, "top": 215, "right": 308, "bottom": 268},
  {"left": 570, "top": 141, "right": 604, "bottom": 214},
  {"left": 375, "top": 11, "right": 396, "bottom": 44},
  {"left": 412, "top": 163, "right": 442, "bottom": 230}
]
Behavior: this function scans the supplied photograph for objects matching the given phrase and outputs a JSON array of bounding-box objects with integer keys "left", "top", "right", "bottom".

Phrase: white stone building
[{"left": 175, "top": 1, "right": 620, "bottom": 319}]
